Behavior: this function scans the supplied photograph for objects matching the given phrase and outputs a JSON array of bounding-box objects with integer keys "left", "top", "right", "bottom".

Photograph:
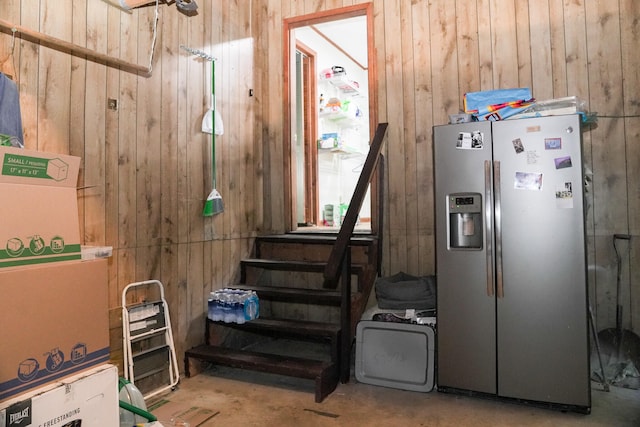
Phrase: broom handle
[{"left": 211, "top": 59, "right": 216, "bottom": 190}]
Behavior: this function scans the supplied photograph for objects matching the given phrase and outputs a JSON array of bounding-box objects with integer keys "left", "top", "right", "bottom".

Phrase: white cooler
[{"left": 355, "top": 321, "right": 435, "bottom": 392}]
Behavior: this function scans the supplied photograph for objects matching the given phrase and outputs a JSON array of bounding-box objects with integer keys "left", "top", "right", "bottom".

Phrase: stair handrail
[{"left": 323, "top": 122, "right": 388, "bottom": 289}]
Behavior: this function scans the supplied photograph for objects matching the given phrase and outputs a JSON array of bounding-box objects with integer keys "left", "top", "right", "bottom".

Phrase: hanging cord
[
  {"left": 595, "top": 114, "right": 640, "bottom": 118},
  {"left": 147, "top": 0, "right": 160, "bottom": 74},
  {"left": 118, "top": 0, "right": 160, "bottom": 73}
]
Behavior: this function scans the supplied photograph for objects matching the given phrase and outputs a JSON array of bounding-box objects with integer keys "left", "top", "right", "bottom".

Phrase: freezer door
[
  {"left": 433, "top": 121, "right": 497, "bottom": 394},
  {"left": 492, "top": 115, "right": 590, "bottom": 408}
]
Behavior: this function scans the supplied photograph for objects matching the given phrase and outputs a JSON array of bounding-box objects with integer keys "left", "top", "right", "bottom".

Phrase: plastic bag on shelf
[{"left": 507, "top": 96, "right": 586, "bottom": 119}]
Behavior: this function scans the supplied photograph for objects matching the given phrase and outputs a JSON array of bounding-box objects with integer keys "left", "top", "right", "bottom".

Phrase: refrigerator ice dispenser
[{"left": 448, "top": 193, "right": 482, "bottom": 249}]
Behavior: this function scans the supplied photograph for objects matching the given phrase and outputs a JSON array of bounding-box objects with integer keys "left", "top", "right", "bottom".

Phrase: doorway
[
  {"left": 295, "top": 42, "right": 319, "bottom": 226},
  {"left": 284, "top": 4, "right": 376, "bottom": 233}
]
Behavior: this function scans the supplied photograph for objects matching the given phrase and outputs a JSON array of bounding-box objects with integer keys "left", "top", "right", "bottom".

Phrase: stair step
[
  {"left": 242, "top": 258, "right": 327, "bottom": 272},
  {"left": 237, "top": 285, "right": 342, "bottom": 305},
  {"left": 240, "top": 258, "right": 364, "bottom": 282},
  {"left": 257, "top": 233, "right": 377, "bottom": 246},
  {"left": 184, "top": 345, "right": 339, "bottom": 402},
  {"left": 209, "top": 317, "right": 340, "bottom": 339}
]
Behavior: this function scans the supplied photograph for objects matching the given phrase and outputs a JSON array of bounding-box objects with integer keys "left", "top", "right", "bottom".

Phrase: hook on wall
[{"left": 180, "top": 45, "right": 215, "bottom": 62}]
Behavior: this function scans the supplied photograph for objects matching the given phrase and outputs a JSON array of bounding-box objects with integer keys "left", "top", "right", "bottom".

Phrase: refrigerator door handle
[
  {"left": 484, "top": 160, "right": 494, "bottom": 297},
  {"left": 494, "top": 160, "right": 504, "bottom": 298}
]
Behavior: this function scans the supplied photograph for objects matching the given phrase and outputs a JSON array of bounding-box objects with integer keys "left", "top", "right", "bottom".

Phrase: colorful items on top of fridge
[
  {"left": 451, "top": 87, "right": 592, "bottom": 124},
  {"left": 464, "top": 88, "right": 534, "bottom": 121}
]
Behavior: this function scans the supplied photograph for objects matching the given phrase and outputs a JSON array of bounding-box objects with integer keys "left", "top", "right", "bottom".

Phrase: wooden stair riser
[
  {"left": 237, "top": 285, "right": 342, "bottom": 305},
  {"left": 242, "top": 271, "right": 358, "bottom": 324},
  {"left": 259, "top": 301, "right": 340, "bottom": 324},
  {"left": 256, "top": 242, "right": 374, "bottom": 265},
  {"left": 206, "top": 321, "right": 340, "bottom": 363},
  {"left": 241, "top": 261, "right": 365, "bottom": 293},
  {"left": 184, "top": 345, "right": 339, "bottom": 403}
]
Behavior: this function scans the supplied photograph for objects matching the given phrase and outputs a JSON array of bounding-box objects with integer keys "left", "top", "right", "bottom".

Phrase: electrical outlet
[{"left": 108, "top": 98, "right": 118, "bottom": 110}]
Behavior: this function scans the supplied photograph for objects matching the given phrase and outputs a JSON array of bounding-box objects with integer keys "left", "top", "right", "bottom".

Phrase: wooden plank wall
[
  {"left": 0, "top": 0, "right": 256, "bottom": 373},
  {"left": 1, "top": 0, "right": 638, "bottom": 374},
  {"left": 261, "top": 0, "right": 640, "bottom": 334}
]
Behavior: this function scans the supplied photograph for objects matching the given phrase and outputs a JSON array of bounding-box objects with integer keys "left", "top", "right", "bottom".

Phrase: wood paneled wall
[
  {"left": 251, "top": 0, "right": 640, "bottom": 346},
  {"left": 260, "top": 0, "right": 639, "bottom": 335},
  {"left": 1, "top": 0, "right": 639, "bottom": 373},
  {"left": 0, "top": 0, "right": 257, "bottom": 372}
]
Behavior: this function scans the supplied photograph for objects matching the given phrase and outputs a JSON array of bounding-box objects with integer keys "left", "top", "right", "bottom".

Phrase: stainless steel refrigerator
[{"left": 433, "top": 114, "right": 590, "bottom": 413}]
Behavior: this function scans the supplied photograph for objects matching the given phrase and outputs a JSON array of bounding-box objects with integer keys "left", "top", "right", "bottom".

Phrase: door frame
[
  {"left": 283, "top": 3, "right": 377, "bottom": 232},
  {"left": 297, "top": 41, "right": 319, "bottom": 226}
]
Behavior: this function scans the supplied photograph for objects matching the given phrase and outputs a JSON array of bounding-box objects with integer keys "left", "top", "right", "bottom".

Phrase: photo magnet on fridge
[
  {"left": 514, "top": 171, "right": 543, "bottom": 191},
  {"left": 556, "top": 182, "right": 574, "bottom": 209},
  {"left": 554, "top": 155, "right": 572, "bottom": 169},
  {"left": 456, "top": 131, "right": 484, "bottom": 149},
  {"left": 544, "top": 137, "right": 562, "bottom": 150},
  {"left": 512, "top": 138, "right": 524, "bottom": 154}
]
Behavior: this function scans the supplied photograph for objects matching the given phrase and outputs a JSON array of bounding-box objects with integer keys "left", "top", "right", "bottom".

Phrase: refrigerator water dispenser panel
[{"left": 448, "top": 193, "right": 482, "bottom": 249}]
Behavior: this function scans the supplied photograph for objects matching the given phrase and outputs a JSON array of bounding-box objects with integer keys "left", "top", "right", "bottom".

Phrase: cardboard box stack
[{"left": 0, "top": 146, "right": 114, "bottom": 424}]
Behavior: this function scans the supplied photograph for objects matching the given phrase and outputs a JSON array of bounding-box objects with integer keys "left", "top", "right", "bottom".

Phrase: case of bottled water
[{"left": 208, "top": 288, "right": 259, "bottom": 324}]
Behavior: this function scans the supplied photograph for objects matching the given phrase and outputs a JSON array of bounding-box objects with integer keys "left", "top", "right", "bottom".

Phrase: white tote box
[{"left": 355, "top": 321, "right": 435, "bottom": 392}]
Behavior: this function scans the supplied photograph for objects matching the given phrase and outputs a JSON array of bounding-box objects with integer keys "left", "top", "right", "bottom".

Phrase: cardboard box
[
  {"left": 0, "top": 146, "right": 81, "bottom": 269},
  {"left": 0, "top": 364, "right": 119, "bottom": 426},
  {"left": 0, "top": 259, "right": 110, "bottom": 403}
]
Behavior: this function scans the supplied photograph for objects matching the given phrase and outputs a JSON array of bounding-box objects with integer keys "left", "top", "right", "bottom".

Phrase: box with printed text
[
  {"left": 0, "top": 259, "right": 110, "bottom": 404},
  {"left": 0, "top": 146, "right": 81, "bottom": 269},
  {"left": 0, "top": 364, "right": 119, "bottom": 426}
]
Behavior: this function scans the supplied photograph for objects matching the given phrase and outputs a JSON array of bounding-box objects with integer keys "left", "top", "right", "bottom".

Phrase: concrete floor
[{"left": 150, "top": 366, "right": 640, "bottom": 427}]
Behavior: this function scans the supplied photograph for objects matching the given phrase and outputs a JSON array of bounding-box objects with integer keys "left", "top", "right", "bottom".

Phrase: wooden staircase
[
  {"left": 184, "top": 233, "right": 379, "bottom": 402},
  {"left": 184, "top": 123, "right": 388, "bottom": 402}
]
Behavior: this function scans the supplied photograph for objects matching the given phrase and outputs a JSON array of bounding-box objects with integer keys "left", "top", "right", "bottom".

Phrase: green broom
[{"left": 203, "top": 57, "right": 224, "bottom": 216}]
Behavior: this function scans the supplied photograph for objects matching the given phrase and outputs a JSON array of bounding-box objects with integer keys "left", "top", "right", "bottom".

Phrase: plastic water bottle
[
  {"left": 207, "top": 296, "right": 214, "bottom": 321},
  {"left": 244, "top": 291, "right": 260, "bottom": 321},
  {"left": 234, "top": 292, "right": 246, "bottom": 324},
  {"left": 210, "top": 291, "right": 224, "bottom": 321},
  {"left": 219, "top": 292, "right": 230, "bottom": 323},
  {"left": 207, "top": 291, "right": 216, "bottom": 321}
]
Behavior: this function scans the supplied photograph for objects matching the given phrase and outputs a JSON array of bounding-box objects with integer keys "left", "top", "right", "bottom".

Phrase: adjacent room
[{"left": 1, "top": 1, "right": 639, "bottom": 425}]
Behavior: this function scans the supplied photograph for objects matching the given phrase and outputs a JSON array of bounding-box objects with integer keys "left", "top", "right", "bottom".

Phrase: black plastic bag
[{"left": 375, "top": 272, "right": 436, "bottom": 310}]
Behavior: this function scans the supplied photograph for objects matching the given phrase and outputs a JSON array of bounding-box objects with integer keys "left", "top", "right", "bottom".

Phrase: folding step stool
[{"left": 122, "top": 280, "right": 180, "bottom": 400}]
